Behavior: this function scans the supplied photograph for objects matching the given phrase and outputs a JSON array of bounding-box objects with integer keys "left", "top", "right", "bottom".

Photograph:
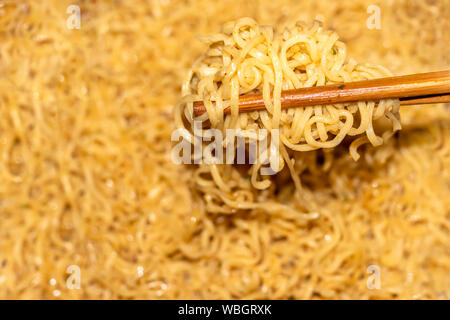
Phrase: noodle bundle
[{"left": 176, "top": 18, "right": 401, "bottom": 211}]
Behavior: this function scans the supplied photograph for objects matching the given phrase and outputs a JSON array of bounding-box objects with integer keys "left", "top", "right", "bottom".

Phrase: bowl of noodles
[{"left": 0, "top": 0, "right": 448, "bottom": 300}]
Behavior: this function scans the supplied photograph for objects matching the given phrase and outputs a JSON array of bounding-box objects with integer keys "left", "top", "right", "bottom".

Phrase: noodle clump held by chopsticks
[{"left": 176, "top": 18, "right": 401, "bottom": 212}]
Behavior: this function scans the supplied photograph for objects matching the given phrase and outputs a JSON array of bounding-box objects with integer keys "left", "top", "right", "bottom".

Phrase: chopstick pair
[{"left": 193, "top": 70, "right": 450, "bottom": 116}]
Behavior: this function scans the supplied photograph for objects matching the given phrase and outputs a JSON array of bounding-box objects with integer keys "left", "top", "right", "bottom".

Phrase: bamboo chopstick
[
  {"left": 193, "top": 70, "right": 450, "bottom": 116},
  {"left": 399, "top": 93, "right": 450, "bottom": 105}
]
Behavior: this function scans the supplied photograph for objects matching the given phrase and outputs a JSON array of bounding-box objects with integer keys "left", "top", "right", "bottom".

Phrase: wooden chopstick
[
  {"left": 193, "top": 70, "right": 450, "bottom": 116},
  {"left": 399, "top": 93, "right": 450, "bottom": 105}
]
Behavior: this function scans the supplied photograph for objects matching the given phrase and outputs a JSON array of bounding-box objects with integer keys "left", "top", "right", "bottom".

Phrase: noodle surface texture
[{"left": 0, "top": 0, "right": 449, "bottom": 299}]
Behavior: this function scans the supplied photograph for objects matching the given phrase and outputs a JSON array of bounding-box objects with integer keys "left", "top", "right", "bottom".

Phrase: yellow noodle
[{"left": 177, "top": 18, "right": 401, "bottom": 192}]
